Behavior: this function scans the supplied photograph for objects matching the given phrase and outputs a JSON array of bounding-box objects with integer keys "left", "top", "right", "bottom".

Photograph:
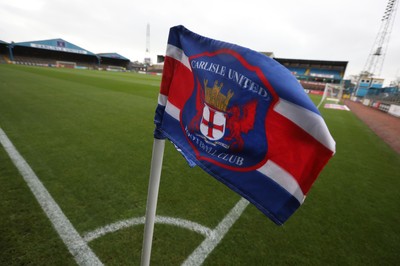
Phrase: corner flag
[{"left": 154, "top": 25, "right": 335, "bottom": 225}]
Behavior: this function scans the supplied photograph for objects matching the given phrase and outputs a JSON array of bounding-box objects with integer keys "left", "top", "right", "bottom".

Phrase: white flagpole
[{"left": 140, "top": 138, "right": 166, "bottom": 266}]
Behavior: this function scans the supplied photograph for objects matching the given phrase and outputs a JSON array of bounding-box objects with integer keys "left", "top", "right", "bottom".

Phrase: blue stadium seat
[{"left": 287, "top": 67, "right": 307, "bottom": 76}]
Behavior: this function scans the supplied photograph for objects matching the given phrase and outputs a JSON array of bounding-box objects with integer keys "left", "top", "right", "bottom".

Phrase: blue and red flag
[{"left": 154, "top": 25, "right": 335, "bottom": 225}]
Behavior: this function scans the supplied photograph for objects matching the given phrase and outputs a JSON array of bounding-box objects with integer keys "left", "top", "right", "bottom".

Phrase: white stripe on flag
[
  {"left": 274, "top": 99, "right": 336, "bottom": 153},
  {"left": 165, "top": 101, "right": 180, "bottom": 121},
  {"left": 257, "top": 160, "right": 305, "bottom": 204},
  {"left": 166, "top": 44, "right": 191, "bottom": 71},
  {"left": 158, "top": 93, "right": 167, "bottom": 106}
]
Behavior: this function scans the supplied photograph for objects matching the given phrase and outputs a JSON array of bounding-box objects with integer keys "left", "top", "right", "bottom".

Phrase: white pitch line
[
  {"left": 1, "top": 126, "right": 249, "bottom": 266},
  {"left": 83, "top": 215, "right": 213, "bottom": 243},
  {"left": 0, "top": 128, "right": 103, "bottom": 266},
  {"left": 182, "top": 198, "right": 249, "bottom": 266},
  {"left": 83, "top": 196, "right": 249, "bottom": 266}
]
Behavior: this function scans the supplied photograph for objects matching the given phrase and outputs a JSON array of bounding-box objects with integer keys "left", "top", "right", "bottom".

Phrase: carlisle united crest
[{"left": 181, "top": 51, "right": 273, "bottom": 170}]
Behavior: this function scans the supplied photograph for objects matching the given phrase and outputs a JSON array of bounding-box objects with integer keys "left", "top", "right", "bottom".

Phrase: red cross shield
[{"left": 200, "top": 103, "right": 226, "bottom": 141}]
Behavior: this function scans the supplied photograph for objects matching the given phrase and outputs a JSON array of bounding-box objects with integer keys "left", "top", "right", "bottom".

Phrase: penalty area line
[{"left": 0, "top": 128, "right": 103, "bottom": 266}]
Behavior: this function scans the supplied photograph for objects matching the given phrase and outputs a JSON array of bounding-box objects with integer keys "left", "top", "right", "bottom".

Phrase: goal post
[
  {"left": 56, "top": 61, "right": 77, "bottom": 69},
  {"left": 317, "top": 83, "right": 344, "bottom": 109}
]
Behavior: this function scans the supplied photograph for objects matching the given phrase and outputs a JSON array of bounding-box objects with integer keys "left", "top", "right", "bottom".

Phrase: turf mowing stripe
[
  {"left": 182, "top": 198, "right": 249, "bottom": 266},
  {"left": 0, "top": 128, "right": 103, "bottom": 266}
]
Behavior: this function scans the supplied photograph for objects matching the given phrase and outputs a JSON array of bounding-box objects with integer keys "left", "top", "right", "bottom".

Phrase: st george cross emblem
[
  {"left": 196, "top": 79, "right": 233, "bottom": 141},
  {"left": 200, "top": 103, "right": 226, "bottom": 140}
]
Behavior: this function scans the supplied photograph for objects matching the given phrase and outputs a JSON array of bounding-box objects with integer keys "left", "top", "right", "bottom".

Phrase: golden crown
[{"left": 204, "top": 79, "right": 234, "bottom": 112}]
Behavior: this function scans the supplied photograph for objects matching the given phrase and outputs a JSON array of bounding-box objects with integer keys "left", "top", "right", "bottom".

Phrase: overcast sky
[{"left": 1, "top": 0, "right": 399, "bottom": 84}]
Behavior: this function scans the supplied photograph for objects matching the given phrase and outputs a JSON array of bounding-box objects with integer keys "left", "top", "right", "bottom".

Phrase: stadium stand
[
  {"left": 0, "top": 40, "right": 9, "bottom": 64},
  {"left": 2, "top": 38, "right": 133, "bottom": 71},
  {"left": 274, "top": 58, "right": 348, "bottom": 91},
  {"left": 129, "top": 61, "right": 147, "bottom": 72},
  {"left": 309, "top": 68, "right": 342, "bottom": 80},
  {"left": 154, "top": 53, "right": 348, "bottom": 91},
  {"left": 146, "top": 63, "right": 164, "bottom": 74},
  {"left": 9, "top": 39, "right": 99, "bottom": 69},
  {"left": 287, "top": 67, "right": 307, "bottom": 76},
  {"left": 2, "top": 37, "right": 151, "bottom": 72},
  {"left": 3, "top": 39, "right": 354, "bottom": 91},
  {"left": 97, "top": 53, "right": 130, "bottom": 71}
]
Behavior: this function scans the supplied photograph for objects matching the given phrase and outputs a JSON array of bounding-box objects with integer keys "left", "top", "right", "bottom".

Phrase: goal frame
[
  {"left": 317, "top": 83, "right": 344, "bottom": 109},
  {"left": 56, "top": 61, "right": 77, "bottom": 69}
]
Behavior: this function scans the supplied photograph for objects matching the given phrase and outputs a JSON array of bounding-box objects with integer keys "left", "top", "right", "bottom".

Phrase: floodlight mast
[
  {"left": 146, "top": 23, "right": 150, "bottom": 54},
  {"left": 361, "top": 0, "right": 398, "bottom": 78},
  {"left": 144, "top": 23, "right": 152, "bottom": 66}
]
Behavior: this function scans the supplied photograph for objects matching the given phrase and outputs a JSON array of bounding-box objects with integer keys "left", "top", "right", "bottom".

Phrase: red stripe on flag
[
  {"left": 160, "top": 56, "right": 194, "bottom": 110},
  {"left": 266, "top": 109, "right": 334, "bottom": 194}
]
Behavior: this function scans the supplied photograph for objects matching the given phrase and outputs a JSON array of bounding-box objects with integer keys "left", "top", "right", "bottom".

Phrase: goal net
[
  {"left": 317, "top": 83, "right": 344, "bottom": 109},
  {"left": 56, "top": 61, "right": 77, "bottom": 69}
]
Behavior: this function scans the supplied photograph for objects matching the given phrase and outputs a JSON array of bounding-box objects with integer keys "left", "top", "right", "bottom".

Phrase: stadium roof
[
  {"left": 13, "top": 38, "right": 96, "bottom": 56},
  {"left": 259, "top": 51, "right": 275, "bottom": 58},
  {"left": 275, "top": 58, "right": 348, "bottom": 69},
  {"left": 97, "top": 53, "right": 129, "bottom": 61}
]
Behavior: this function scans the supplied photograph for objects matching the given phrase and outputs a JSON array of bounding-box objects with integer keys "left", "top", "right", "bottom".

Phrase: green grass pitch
[{"left": 0, "top": 64, "right": 399, "bottom": 265}]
